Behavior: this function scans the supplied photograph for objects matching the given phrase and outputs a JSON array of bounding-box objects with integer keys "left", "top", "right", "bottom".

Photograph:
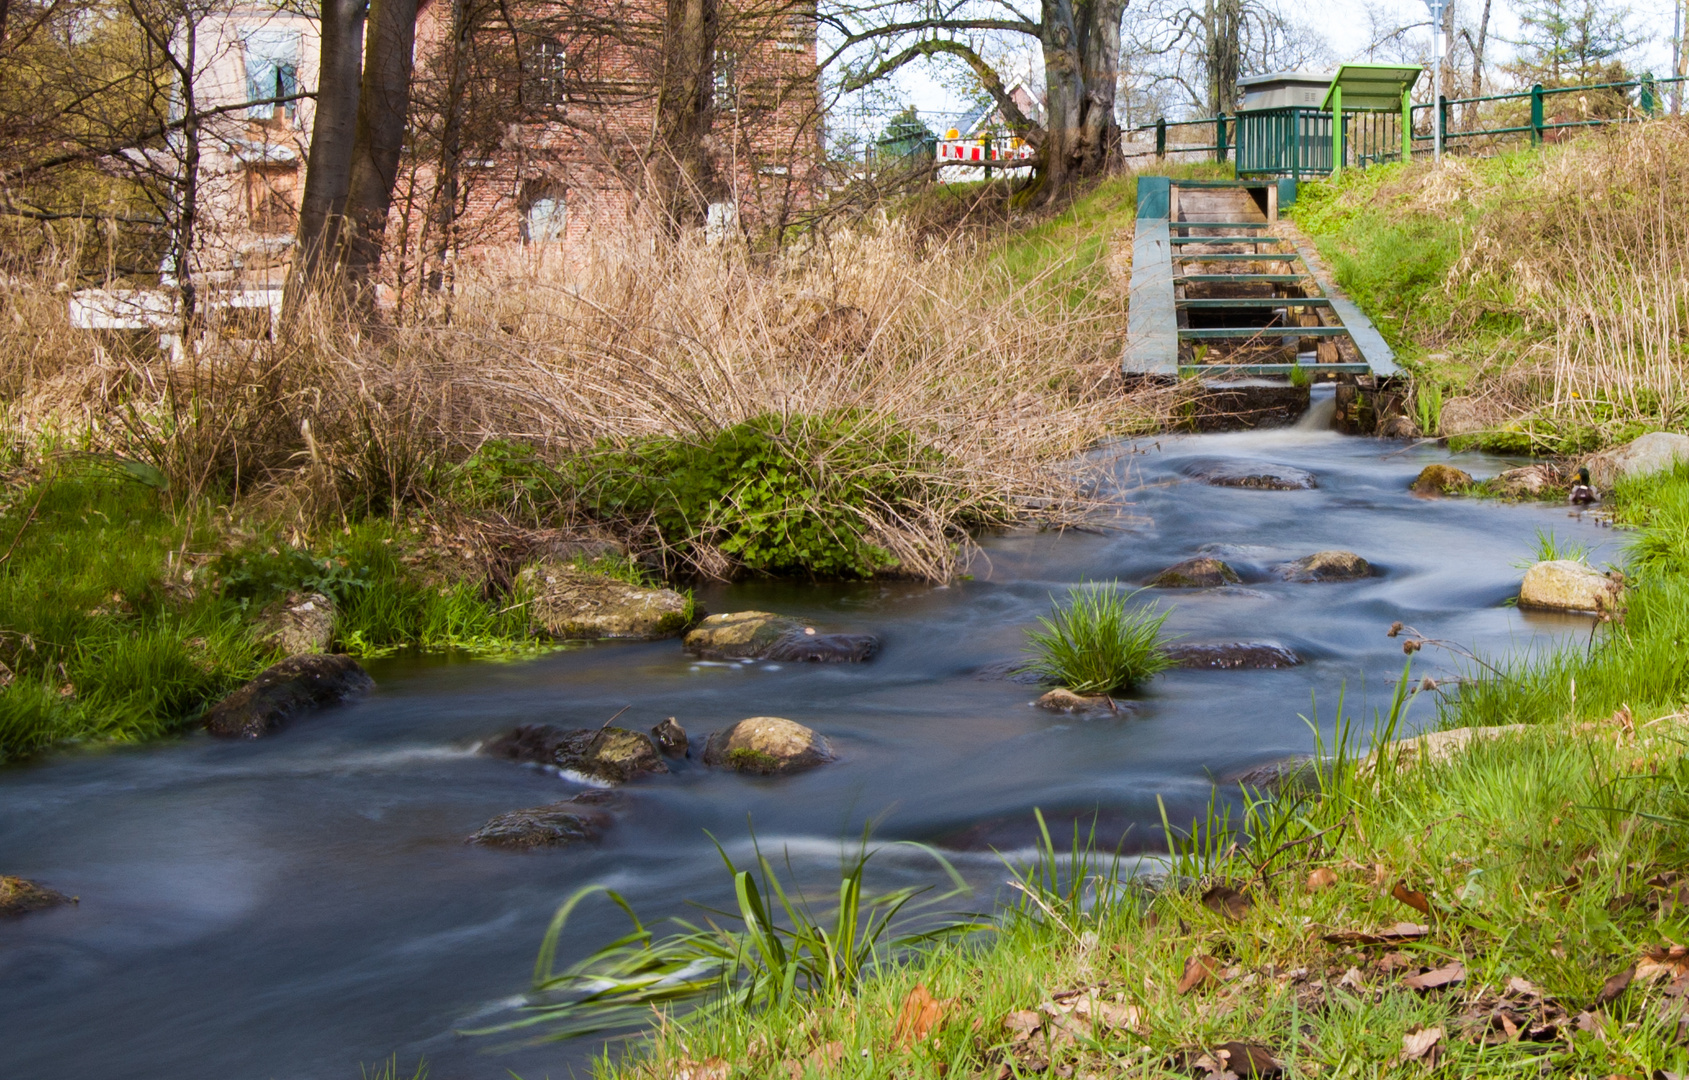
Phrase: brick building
[{"left": 188, "top": 1, "right": 822, "bottom": 291}]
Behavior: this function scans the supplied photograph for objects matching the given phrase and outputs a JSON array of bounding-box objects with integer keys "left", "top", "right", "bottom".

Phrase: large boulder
[
  {"left": 516, "top": 561, "right": 690, "bottom": 640},
  {"left": 1411, "top": 463, "right": 1473, "bottom": 495},
  {"left": 1147, "top": 556, "right": 1240, "bottom": 588},
  {"left": 1221, "top": 755, "right": 1317, "bottom": 793},
  {"left": 1586, "top": 432, "right": 1689, "bottom": 489},
  {"left": 1519, "top": 560, "right": 1622, "bottom": 613},
  {"left": 703, "top": 717, "right": 834, "bottom": 775},
  {"left": 203, "top": 654, "right": 373, "bottom": 739},
  {"left": 255, "top": 591, "right": 335, "bottom": 655},
  {"left": 1165, "top": 642, "right": 1302, "bottom": 670},
  {"left": 684, "top": 611, "right": 879, "bottom": 663},
  {"left": 481, "top": 724, "right": 668, "bottom": 784},
  {"left": 1280, "top": 550, "right": 1372, "bottom": 582},
  {"left": 468, "top": 790, "right": 616, "bottom": 850},
  {"left": 1436, "top": 397, "right": 1491, "bottom": 436},
  {"left": 1, "top": 875, "right": 74, "bottom": 917}
]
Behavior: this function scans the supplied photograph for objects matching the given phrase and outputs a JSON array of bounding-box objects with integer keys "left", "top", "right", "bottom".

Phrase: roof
[
  {"left": 1320, "top": 63, "right": 1423, "bottom": 111},
  {"left": 1237, "top": 71, "right": 1331, "bottom": 89}
]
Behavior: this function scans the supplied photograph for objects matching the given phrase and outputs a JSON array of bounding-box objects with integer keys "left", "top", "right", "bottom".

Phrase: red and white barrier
[{"left": 936, "top": 139, "right": 1036, "bottom": 164}]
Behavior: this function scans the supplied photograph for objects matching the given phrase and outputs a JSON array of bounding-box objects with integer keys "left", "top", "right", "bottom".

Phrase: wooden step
[
  {"left": 1176, "top": 254, "right": 1302, "bottom": 262},
  {"left": 1177, "top": 298, "right": 1333, "bottom": 308},
  {"left": 1175, "top": 274, "right": 1312, "bottom": 283},
  {"left": 1179, "top": 326, "right": 1350, "bottom": 339},
  {"left": 1171, "top": 221, "right": 1272, "bottom": 229},
  {"left": 1180, "top": 362, "right": 1372, "bottom": 376},
  {"left": 1169, "top": 236, "right": 1284, "bottom": 245}
]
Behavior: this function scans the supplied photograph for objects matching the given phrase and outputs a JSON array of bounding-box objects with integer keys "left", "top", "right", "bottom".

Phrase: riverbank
[
  {"left": 545, "top": 462, "right": 1689, "bottom": 1080},
  {"left": 0, "top": 198, "right": 1199, "bottom": 761},
  {"left": 1292, "top": 119, "right": 1689, "bottom": 454}
]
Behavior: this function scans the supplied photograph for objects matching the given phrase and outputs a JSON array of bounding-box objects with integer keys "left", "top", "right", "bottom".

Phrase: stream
[{"left": 0, "top": 392, "right": 1614, "bottom": 1079}]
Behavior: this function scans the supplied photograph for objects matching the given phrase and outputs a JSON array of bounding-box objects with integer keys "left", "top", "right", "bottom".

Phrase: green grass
[
  {"left": 510, "top": 465, "right": 1689, "bottom": 1079},
  {"left": 0, "top": 464, "right": 268, "bottom": 760},
  {"left": 1023, "top": 582, "right": 1172, "bottom": 694}
]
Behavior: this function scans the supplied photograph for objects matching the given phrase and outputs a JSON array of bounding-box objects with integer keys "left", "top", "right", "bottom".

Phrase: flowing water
[{"left": 0, "top": 395, "right": 1614, "bottom": 1079}]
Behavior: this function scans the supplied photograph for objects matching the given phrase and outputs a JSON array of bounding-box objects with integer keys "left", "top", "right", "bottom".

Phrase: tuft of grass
[
  {"left": 1023, "top": 582, "right": 1172, "bottom": 694},
  {"left": 1523, "top": 526, "right": 1592, "bottom": 566},
  {"left": 477, "top": 828, "right": 982, "bottom": 1042}
]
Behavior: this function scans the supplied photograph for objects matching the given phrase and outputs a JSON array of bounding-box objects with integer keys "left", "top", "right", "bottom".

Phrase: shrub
[
  {"left": 1024, "top": 582, "right": 1172, "bottom": 694},
  {"left": 575, "top": 410, "right": 980, "bottom": 579}
]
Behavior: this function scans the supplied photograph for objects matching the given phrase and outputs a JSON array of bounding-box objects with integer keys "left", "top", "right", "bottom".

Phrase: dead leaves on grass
[
  {"left": 996, "top": 984, "right": 1144, "bottom": 1077},
  {"left": 1402, "top": 962, "right": 1466, "bottom": 992},
  {"left": 1177, "top": 954, "right": 1225, "bottom": 995},
  {"left": 893, "top": 984, "right": 953, "bottom": 1047},
  {"left": 1175, "top": 1041, "right": 1283, "bottom": 1079},
  {"left": 1395, "top": 1025, "right": 1443, "bottom": 1069},
  {"left": 1320, "top": 922, "right": 1430, "bottom": 946},
  {"left": 1200, "top": 885, "right": 1253, "bottom": 922}
]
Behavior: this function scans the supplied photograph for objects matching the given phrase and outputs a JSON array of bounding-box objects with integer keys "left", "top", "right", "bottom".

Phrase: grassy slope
[
  {"left": 1289, "top": 129, "right": 1688, "bottom": 453},
  {"left": 553, "top": 468, "right": 1689, "bottom": 1079}
]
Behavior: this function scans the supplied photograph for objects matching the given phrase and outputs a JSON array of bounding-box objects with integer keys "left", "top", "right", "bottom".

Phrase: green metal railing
[{"left": 1133, "top": 71, "right": 1688, "bottom": 179}]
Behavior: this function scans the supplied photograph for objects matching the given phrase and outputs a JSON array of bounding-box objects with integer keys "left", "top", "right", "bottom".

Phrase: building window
[
  {"left": 525, "top": 37, "right": 567, "bottom": 107},
  {"left": 712, "top": 49, "right": 736, "bottom": 111},
  {"left": 521, "top": 185, "right": 565, "bottom": 245},
  {"left": 243, "top": 29, "right": 300, "bottom": 120}
]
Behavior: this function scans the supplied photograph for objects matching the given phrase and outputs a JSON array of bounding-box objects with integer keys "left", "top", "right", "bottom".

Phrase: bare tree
[{"left": 289, "top": 0, "right": 364, "bottom": 304}]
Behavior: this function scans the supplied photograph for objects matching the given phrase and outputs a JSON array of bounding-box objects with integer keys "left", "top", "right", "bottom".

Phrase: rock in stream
[
  {"left": 468, "top": 790, "right": 617, "bottom": 850},
  {"left": 684, "top": 611, "right": 879, "bottom": 662},
  {"left": 516, "top": 561, "right": 691, "bottom": 640},
  {"left": 1146, "top": 556, "right": 1241, "bottom": 588},
  {"left": 703, "top": 717, "right": 834, "bottom": 775},
  {"left": 0, "top": 875, "right": 74, "bottom": 917},
  {"left": 481, "top": 724, "right": 668, "bottom": 784},
  {"left": 1165, "top": 642, "right": 1302, "bottom": 669},
  {"left": 203, "top": 654, "right": 374, "bottom": 739}
]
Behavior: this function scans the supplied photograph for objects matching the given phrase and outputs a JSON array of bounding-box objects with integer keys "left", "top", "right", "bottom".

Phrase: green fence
[{"left": 1134, "top": 72, "right": 1688, "bottom": 179}]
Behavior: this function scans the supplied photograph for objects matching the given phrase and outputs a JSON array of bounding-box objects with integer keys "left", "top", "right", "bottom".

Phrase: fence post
[
  {"left": 1641, "top": 71, "right": 1657, "bottom": 116},
  {"left": 1438, "top": 94, "right": 1450, "bottom": 148},
  {"left": 1530, "top": 83, "right": 1544, "bottom": 144},
  {"left": 1401, "top": 88, "right": 1413, "bottom": 162},
  {"left": 1215, "top": 112, "right": 1229, "bottom": 162},
  {"left": 1330, "top": 85, "right": 1343, "bottom": 176},
  {"left": 1155, "top": 117, "right": 1166, "bottom": 159}
]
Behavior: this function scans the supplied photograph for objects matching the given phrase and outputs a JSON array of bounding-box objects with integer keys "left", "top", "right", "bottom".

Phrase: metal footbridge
[{"left": 1122, "top": 177, "right": 1399, "bottom": 380}]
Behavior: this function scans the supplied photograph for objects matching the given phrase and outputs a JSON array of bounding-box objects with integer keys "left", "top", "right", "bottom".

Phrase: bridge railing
[{"left": 1134, "top": 72, "right": 1688, "bottom": 178}]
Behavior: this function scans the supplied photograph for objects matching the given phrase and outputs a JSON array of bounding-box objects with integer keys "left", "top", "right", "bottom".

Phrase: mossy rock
[
  {"left": 517, "top": 560, "right": 691, "bottom": 640},
  {"left": 1411, "top": 463, "right": 1473, "bottom": 495},
  {"left": 684, "top": 611, "right": 805, "bottom": 659},
  {"left": 1146, "top": 556, "right": 1240, "bottom": 589},
  {"left": 480, "top": 723, "right": 668, "bottom": 785},
  {"left": 0, "top": 875, "right": 73, "bottom": 917},
  {"left": 704, "top": 717, "right": 834, "bottom": 775},
  {"left": 1279, "top": 550, "right": 1373, "bottom": 583}
]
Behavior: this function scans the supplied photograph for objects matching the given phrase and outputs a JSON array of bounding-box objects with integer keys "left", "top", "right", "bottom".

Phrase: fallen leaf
[
  {"left": 1637, "top": 944, "right": 1689, "bottom": 984},
  {"left": 1202, "top": 884, "right": 1252, "bottom": 921},
  {"left": 1177, "top": 954, "right": 1224, "bottom": 995},
  {"left": 677, "top": 1059, "right": 729, "bottom": 1080},
  {"left": 1215, "top": 1041, "right": 1282, "bottom": 1078},
  {"left": 1306, "top": 867, "right": 1338, "bottom": 892},
  {"left": 1404, "top": 962, "right": 1466, "bottom": 991},
  {"left": 1399, "top": 1025, "right": 1443, "bottom": 1065},
  {"left": 1593, "top": 964, "right": 1634, "bottom": 1006},
  {"left": 1391, "top": 881, "right": 1432, "bottom": 916},
  {"left": 1337, "top": 966, "right": 1366, "bottom": 991},
  {"left": 1505, "top": 976, "right": 1544, "bottom": 999},
  {"left": 1321, "top": 922, "right": 1430, "bottom": 946},
  {"left": 894, "top": 984, "right": 951, "bottom": 1046},
  {"left": 782, "top": 1042, "right": 844, "bottom": 1080},
  {"left": 1002, "top": 1009, "right": 1042, "bottom": 1042}
]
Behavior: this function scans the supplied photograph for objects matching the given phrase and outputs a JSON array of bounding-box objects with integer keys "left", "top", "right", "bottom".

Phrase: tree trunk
[
  {"left": 1469, "top": 0, "right": 1492, "bottom": 127},
  {"left": 340, "top": 0, "right": 419, "bottom": 303},
  {"left": 1037, "top": 0, "right": 1124, "bottom": 196},
  {"left": 650, "top": 0, "right": 718, "bottom": 229},
  {"left": 288, "top": 0, "right": 364, "bottom": 309},
  {"left": 424, "top": 0, "right": 472, "bottom": 296},
  {"left": 1206, "top": 0, "right": 1242, "bottom": 114}
]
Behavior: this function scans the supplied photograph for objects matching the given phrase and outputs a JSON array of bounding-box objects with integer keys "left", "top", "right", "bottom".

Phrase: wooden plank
[
  {"left": 1281, "top": 227, "right": 1401, "bottom": 377},
  {"left": 1123, "top": 218, "right": 1178, "bottom": 375},
  {"left": 1180, "top": 326, "right": 1350, "bottom": 338},
  {"left": 1181, "top": 362, "right": 1372, "bottom": 375},
  {"left": 1175, "top": 253, "right": 1302, "bottom": 262},
  {"left": 1170, "top": 221, "right": 1273, "bottom": 229},
  {"left": 1178, "top": 297, "right": 1332, "bottom": 308},
  {"left": 1169, "top": 235, "right": 1283, "bottom": 245},
  {"left": 1175, "top": 274, "right": 1311, "bottom": 283}
]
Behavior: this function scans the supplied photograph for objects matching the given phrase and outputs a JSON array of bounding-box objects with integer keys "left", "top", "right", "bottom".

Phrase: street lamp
[{"left": 1425, "top": 0, "right": 1446, "bottom": 161}]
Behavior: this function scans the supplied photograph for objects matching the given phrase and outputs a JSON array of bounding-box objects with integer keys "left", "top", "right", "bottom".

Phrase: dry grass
[{"left": 2, "top": 219, "right": 1176, "bottom": 581}]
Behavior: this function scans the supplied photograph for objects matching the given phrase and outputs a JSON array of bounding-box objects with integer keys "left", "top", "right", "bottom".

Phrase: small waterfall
[{"left": 1292, "top": 387, "right": 1337, "bottom": 432}]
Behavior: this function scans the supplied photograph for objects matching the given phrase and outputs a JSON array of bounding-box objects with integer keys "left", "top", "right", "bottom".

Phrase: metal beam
[
  {"left": 1179, "top": 326, "right": 1351, "bottom": 338},
  {"left": 1181, "top": 362, "right": 1372, "bottom": 375},
  {"left": 1123, "top": 218, "right": 1179, "bottom": 374},
  {"left": 1177, "top": 297, "right": 1332, "bottom": 308}
]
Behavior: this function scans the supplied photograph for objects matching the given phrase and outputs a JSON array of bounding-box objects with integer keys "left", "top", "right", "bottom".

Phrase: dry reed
[{"left": 2, "top": 220, "right": 1174, "bottom": 581}]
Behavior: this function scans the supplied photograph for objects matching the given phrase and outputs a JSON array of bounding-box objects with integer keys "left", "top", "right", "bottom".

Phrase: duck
[{"left": 1568, "top": 465, "right": 1601, "bottom": 506}]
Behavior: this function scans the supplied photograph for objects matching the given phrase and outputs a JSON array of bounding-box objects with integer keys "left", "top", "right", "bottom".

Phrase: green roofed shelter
[{"left": 1321, "top": 63, "right": 1423, "bottom": 175}]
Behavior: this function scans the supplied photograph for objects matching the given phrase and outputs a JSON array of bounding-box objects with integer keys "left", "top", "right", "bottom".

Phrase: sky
[{"left": 862, "top": 0, "right": 1685, "bottom": 120}]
